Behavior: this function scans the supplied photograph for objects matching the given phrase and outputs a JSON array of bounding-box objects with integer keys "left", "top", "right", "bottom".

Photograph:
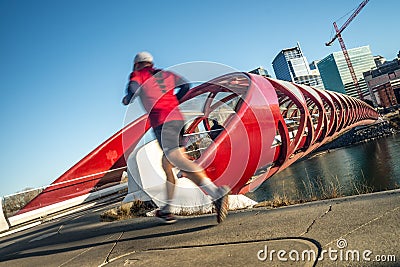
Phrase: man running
[{"left": 122, "top": 51, "right": 230, "bottom": 224}]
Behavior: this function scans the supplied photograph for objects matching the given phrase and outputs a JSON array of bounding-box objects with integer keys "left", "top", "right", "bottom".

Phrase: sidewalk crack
[
  {"left": 103, "top": 231, "right": 124, "bottom": 264},
  {"left": 323, "top": 205, "right": 400, "bottom": 248},
  {"left": 300, "top": 205, "right": 332, "bottom": 236}
]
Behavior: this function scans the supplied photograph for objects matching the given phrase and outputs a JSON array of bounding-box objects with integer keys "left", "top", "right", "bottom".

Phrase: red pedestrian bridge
[{"left": 11, "top": 72, "right": 378, "bottom": 220}]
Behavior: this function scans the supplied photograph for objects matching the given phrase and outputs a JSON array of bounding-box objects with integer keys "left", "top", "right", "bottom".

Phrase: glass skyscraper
[
  {"left": 317, "top": 46, "right": 376, "bottom": 99},
  {"left": 272, "top": 43, "right": 325, "bottom": 90}
]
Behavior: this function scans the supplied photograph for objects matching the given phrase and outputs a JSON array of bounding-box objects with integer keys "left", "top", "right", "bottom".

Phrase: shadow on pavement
[{"left": 0, "top": 223, "right": 215, "bottom": 262}]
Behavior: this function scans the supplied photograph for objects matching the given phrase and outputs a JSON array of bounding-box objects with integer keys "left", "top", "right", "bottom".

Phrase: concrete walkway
[{"left": 0, "top": 189, "right": 399, "bottom": 266}]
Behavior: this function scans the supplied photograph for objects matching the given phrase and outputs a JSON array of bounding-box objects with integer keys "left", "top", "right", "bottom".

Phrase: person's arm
[
  {"left": 122, "top": 80, "right": 140, "bottom": 105},
  {"left": 174, "top": 76, "right": 189, "bottom": 101}
]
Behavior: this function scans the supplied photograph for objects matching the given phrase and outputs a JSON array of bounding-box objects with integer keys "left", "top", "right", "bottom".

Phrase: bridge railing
[{"left": 0, "top": 167, "right": 128, "bottom": 233}]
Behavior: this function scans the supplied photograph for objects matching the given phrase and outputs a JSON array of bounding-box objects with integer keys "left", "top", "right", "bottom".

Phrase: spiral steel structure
[{"left": 18, "top": 73, "right": 378, "bottom": 213}]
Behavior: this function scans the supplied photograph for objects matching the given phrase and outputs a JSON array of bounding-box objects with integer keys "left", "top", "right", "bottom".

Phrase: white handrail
[
  {"left": 6, "top": 183, "right": 127, "bottom": 230},
  {"left": 3, "top": 166, "right": 127, "bottom": 199}
]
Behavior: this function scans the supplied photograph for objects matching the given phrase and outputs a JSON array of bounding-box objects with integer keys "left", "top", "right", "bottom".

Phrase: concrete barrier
[
  {"left": 8, "top": 183, "right": 127, "bottom": 227},
  {"left": 0, "top": 198, "right": 10, "bottom": 232},
  {"left": 123, "top": 140, "right": 212, "bottom": 213},
  {"left": 123, "top": 140, "right": 257, "bottom": 214}
]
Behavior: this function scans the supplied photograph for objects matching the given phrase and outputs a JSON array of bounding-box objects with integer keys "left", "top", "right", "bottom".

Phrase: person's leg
[
  {"left": 166, "top": 147, "right": 221, "bottom": 200},
  {"left": 166, "top": 147, "right": 230, "bottom": 223},
  {"left": 161, "top": 154, "right": 175, "bottom": 212},
  {"left": 156, "top": 120, "right": 229, "bottom": 223},
  {"left": 155, "top": 154, "right": 178, "bottom": 224}
]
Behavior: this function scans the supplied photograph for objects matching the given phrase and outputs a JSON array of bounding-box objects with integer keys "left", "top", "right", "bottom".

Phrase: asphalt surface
[{"left": 0, "top": 189, "right": 399, "bottom": 267}]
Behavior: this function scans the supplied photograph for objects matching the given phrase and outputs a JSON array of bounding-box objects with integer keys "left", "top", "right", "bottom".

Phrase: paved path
[{"left": 0, "top": 189, "right": 399, "bottom": 266}]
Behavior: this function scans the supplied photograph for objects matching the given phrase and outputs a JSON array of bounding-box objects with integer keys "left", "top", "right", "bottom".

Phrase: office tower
[
  {"left": 363, "top": 53, "right": 400, "bottom": 108},
  {"left": 272, "top": 43, "right": 325, "bottom": 90},
  {"left": 317, "top": 46, "right": 376, "bottom": 99},
  {"left": 248, "top": 66, "right": 270, "bottom": 77}
]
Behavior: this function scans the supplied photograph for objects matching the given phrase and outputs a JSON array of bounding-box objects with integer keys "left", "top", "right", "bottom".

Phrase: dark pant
[{"left": 153, "top": 120, "right": 185, "bottom": 154}]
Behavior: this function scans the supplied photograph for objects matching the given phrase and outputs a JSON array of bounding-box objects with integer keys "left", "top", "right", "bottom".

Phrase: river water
[{"left": 247, "top": 134, "right": 400, "bottom": 202}]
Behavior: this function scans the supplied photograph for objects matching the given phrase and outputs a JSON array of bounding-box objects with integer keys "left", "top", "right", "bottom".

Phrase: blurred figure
[
  {"left": 209, "top": 119, "right": 224, "bottom": 140},
  {"left": 122, "top": 52, "right": 230, "bottom": 224}
]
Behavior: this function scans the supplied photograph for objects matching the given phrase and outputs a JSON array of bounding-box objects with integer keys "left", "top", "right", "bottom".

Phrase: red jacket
[{"left": 124, "top": 66, "right": 189, "bottom": 128}]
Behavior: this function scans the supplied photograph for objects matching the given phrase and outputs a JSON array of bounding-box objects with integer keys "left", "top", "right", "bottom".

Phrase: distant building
[
  {"left": 363, "top": 53, "right": 400, "bottom": 108},
  {"left": 309, "top": 60, "right": 320, "bottom": 70},
  {"left": 248, "top": 66, "right": 270, "bottom": 77},
  {"left": 317, "top": 46, "right": 376, "bottom": 99},
  {"left": 272, "top": 43, "right": 325, "bottom": 90},
  {"left": 272, "top": 43, "right": 310, "bottom": 81},
  {"left": 374, "top": 55, "right": 387, "bottom": 68}
]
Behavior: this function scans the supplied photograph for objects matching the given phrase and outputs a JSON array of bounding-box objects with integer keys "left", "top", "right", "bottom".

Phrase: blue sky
[{"left": 0, "top": 0, "right": 398, "bottom": 197}]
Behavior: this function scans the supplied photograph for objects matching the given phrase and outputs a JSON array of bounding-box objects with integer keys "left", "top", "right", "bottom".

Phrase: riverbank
[
  {"left": 313, "top": 111, "right": 399, "bottom": 153},
  {"left": 249, "top": 132, "right": 400, "bottom": 207}
]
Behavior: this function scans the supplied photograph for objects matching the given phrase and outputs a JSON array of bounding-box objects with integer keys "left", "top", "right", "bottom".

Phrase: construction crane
[{"left": 326, "top": 0, "right": 369, "bottom": 100}]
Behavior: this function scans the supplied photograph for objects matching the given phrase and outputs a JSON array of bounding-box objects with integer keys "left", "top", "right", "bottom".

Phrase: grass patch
[
  {"left": 100, "top": 200, "right": 156, "bottom": 222},
  {"left": 253, "top": 175, "right": 379, "bottom": 209}
]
